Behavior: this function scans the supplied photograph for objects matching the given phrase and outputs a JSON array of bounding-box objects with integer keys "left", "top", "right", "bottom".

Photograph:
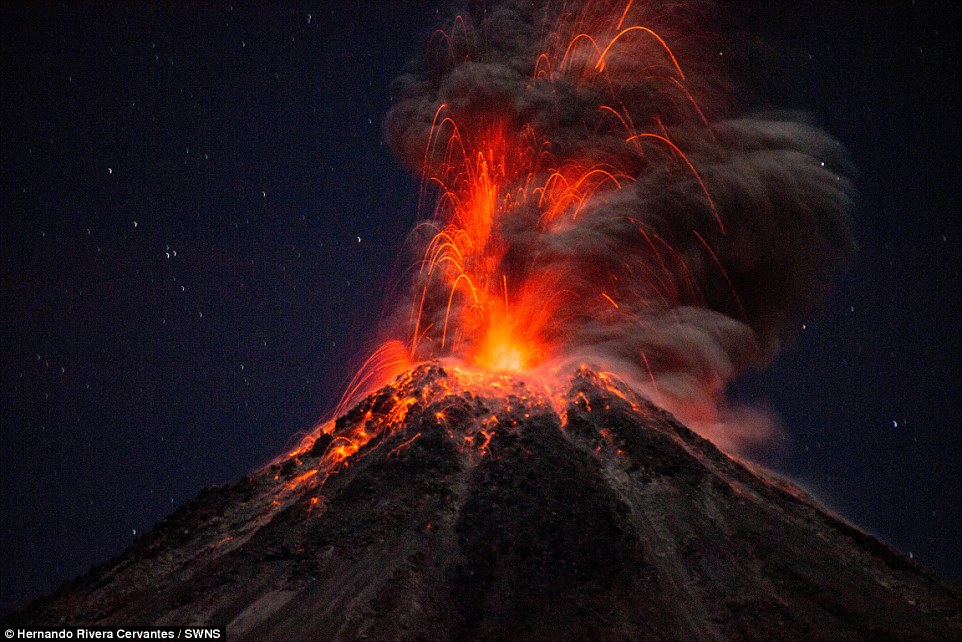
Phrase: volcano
[{"left": 6, "top": 365, "right": 960, "bottom": 640}]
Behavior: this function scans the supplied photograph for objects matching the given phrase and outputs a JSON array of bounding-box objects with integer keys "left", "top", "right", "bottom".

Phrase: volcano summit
[{"left": 7, "top": 365, "right": 961, "bottom": 640}]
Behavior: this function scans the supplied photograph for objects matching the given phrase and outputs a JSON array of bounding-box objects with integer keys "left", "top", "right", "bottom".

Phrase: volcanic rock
[{"left": 5, "top": 365, "right": 961, "bottom": 640}]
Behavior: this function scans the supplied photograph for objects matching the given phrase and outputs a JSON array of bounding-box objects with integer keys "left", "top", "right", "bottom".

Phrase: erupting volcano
[
  {"left": 6, "top": 0, "right": 961, "bottom": 639},
  {"left": 365, "top": 0, "right": 855, "bottom": 454}
]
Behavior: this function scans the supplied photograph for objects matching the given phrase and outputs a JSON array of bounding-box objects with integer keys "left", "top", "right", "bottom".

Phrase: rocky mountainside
[{"left": 6, "top": 365, "right": 961, "bottom": 640}]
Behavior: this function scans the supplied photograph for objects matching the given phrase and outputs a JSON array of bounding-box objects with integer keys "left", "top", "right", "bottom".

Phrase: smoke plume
[{"left": 381, "top": 0, "right": 854, "bottom": 452}]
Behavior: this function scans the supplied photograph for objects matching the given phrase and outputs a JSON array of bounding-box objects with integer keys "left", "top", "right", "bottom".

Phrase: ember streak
[{"left": 284, "top": 0, "right": 854, "bottom": 489}]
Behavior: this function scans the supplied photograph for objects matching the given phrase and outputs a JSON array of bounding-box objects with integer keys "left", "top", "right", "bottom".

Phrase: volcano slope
[{"left": 6, "top": 365, "right": 961, "bottom": 640}]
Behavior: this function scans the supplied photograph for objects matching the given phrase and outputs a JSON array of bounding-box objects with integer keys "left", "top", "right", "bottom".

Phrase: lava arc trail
[{"left": 288, "top": 0, "right": 854, "bottom": 487}]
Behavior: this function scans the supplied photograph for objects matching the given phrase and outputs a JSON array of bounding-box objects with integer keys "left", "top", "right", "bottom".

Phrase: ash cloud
[{"left": 383, "top": 0, "right": 855, "bottom": 452}]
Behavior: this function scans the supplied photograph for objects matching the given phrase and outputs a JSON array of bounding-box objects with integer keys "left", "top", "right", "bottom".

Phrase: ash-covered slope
[{"left": 7, "top": 365, "right": 960, "bottom": 640}]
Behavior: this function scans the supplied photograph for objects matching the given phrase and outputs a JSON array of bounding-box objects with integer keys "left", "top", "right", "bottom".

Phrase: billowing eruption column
[
  {"left": 288, "top": 0, "right": 858, "bottom": 460},
  {"left": 374, "top": 0, "right": 854, "bottom": 451}
]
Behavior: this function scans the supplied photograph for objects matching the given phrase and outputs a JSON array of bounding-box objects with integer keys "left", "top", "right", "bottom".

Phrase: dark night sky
[{"left": 1, "top": 1, "right": 959, "bottom": 616}]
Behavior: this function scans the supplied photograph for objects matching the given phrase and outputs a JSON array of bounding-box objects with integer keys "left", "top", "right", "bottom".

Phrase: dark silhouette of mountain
[{"left": 5, "top": 365, "right": 960, "bottom": 640}]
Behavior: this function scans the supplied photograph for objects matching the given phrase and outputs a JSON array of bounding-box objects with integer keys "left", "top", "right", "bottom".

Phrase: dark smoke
[{"left": 383, "top": 0, "right": 855, "bottom": 452}]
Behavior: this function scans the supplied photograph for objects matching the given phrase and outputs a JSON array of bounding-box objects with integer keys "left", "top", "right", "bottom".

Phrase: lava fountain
[{"left": 285, "top": 0, "right": 854, "bottom": 488}]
